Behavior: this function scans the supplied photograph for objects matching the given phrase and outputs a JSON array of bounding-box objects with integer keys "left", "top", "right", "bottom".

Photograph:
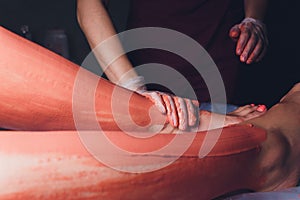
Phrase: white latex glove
[
  {"left": 120, "top": 76, "right": 199, "bottom": 130},
  {"left": 229, "top": 17, "right": 268, "bottom": 64}
]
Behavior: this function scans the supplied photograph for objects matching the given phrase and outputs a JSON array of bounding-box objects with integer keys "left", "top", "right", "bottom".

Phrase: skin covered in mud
[{"left": 0, "top": 26, "right": 299, "bottom": 199}]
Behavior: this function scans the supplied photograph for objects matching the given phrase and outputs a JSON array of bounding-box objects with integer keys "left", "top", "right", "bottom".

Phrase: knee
[{"left": 260, "top": 130, "right": 291, "bottom": 180}]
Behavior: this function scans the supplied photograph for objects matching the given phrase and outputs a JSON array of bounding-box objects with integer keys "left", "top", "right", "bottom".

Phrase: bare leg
[
  {"left": 191, "top": 105, "right": 266, "bottom": 132},
  {"left": 240, "top": 83, "right": 300, "bottom": 192}
]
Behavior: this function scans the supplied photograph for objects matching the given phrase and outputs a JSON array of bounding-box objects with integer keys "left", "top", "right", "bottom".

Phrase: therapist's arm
[
  {"left": 76, "top": 0, "right": 200, "bottom": 131},
  {"left": 77, "top": 0, "right": 137, "bottom": 85},
  {"left": 244, "top": 0, "right": 268, "bottom": 21}
]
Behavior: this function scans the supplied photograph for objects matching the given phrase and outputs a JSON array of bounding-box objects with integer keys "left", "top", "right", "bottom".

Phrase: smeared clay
[
  {"left": 0, "top": 126, "right": 267, "bottom": 200},
  {"left": 0, "top": 26, "right": 273, "bottom": 199}
]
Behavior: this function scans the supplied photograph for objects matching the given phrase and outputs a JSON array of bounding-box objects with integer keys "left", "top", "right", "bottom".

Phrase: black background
[{"left": 0, "top": 0, "right": 299, "bottom": 107}]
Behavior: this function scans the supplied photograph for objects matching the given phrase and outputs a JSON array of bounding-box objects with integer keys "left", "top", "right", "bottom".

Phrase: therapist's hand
[
  {"left": 229, "top": 17, "right": 268, "bottom": 64},
  {"left": 141, "top": 91, "right": 199, "bottom": 131},
  {"left": 120, "top": 76, "right": 199, "bottom": 131}
]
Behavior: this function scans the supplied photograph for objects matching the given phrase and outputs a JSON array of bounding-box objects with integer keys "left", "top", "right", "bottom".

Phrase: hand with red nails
[
  {"left": 229, "top": 17, "right": 268, "bottom": 64},
  {"left": 120, "top": 76, "right": 199, "bottom": 131}
]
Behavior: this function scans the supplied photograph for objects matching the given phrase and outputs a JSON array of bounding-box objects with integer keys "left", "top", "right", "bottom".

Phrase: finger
[
  {"left": 240, "top": 32, "right": 258, "bottom": 63},
  {"left": 162, "top": 95, "right": 179, "bottom": 128},
  {"left": 255, "top": 43, "right": 267, "bottom": 62},
  {"left": 236, "top": 25, "right": 251, "bottom": 56},
  {"left": 174, "top": 97, "right": 188, "bottom": 130},
  {"left": 255, "top": 24, "right": 268, "bottom": 46},
  {"left": 253, "top": 25, "right": 268, "bottom": 62},
  {"left": 229, "top": 25, "right": 241, "bottom": 40},
  {"left": 185, "top": 98, "right": 198, "bottom": 127},
  {"left": 191, "top": 99, "right": 200, "bottom": 107},
  {"left": 147, "top": 92, "right": 166, "bottom": 114},
  {"left": 246, "top": 39, "right": 263, "bottom": 64}
]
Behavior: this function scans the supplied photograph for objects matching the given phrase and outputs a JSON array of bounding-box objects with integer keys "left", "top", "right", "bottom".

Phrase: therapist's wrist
[
  {"left": 242, "top": 17, "right": 265, "bottom": 27},
  {"left": 119, "top": 76, "right": 147, "bottom": 92}
]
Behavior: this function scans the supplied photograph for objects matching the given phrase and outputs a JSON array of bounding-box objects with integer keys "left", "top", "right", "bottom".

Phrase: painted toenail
[{"left": 256, "top": 105, "right": 266, "bottom": 112}]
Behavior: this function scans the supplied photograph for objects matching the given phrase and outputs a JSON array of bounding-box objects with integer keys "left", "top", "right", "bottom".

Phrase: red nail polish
[{"left": 256, "top": 105, "right": 266, "bottom": 112}]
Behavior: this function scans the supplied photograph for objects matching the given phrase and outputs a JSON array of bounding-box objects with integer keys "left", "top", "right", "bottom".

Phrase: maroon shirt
[{"left": 126, "top": 0, "right": 244, "bottom": 102}]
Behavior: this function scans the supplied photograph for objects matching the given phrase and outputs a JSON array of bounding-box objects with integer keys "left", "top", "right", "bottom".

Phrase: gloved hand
[
  {"left": 229, "top": 17, "right": 268, "bottom": 64},
  {"left": 120, "top": 76, "right": 199, "bottom": 130},
  {"left": 141, "top": 91, "right": 199, "bottom": 130}
]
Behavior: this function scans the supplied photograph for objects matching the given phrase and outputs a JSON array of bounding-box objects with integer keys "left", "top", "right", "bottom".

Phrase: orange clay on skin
[
  {"left": 0, "top": 126, "right": 266, "bottom": 200},
  {"left": 0, "top": 26, "right": 166, "bottom": 132},
  {"left": 0, "top": 26, "right": 275, "bottom": 199},
  {"left": 0, "top": 26, "right": 260, "bottom": 134}
]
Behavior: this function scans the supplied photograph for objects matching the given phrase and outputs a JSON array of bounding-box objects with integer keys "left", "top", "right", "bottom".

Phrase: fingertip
[
  {"left": 246, "top": 59, "right": 253, "bottom": 64},
  {"left": 230, "top": 31, "right": 239, "bottom": 39},
  {"left": 240, "top": 54, "right": 247, "bottom": 62},
  {"left": 229, "top": 25, "right": 240, "bottom": 37},
  {"left": 191, "top": 99, "right": 200, "bottom": 107}
]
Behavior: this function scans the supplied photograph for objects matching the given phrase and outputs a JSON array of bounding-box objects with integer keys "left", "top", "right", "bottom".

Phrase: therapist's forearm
[
  {"left": 77, "top": 0, "right": 137, "bottom": 84},
  {"left": 244, "top": 0, "right": 268, "bottom": 21}
]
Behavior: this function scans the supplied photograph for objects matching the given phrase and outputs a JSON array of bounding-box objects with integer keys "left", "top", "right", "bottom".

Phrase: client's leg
[
  {"left": 195, "top": 104, "right": 266, "bottom": 132},
  {"left": 239, "top": 83, "right": 300, "bottom": 192},
  {"left": 1, "top": 94, "right": 298, "bottom": 200},
  {"left": 0, "top": 26, "right": 163, "bottom": 131},
  {"left": 0, "top": 26, "right": 264, "bottom": 132},
  {"left": 0, "top": 125, "right": 267, "bottom": 200}
]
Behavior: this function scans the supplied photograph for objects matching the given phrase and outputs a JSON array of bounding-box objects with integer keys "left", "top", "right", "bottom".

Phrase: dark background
[{"left": 0, "top": 0, "right": 299, "bottom": 108}]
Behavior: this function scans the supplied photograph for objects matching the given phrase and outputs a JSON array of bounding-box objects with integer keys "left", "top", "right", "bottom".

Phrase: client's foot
[
  {"left": 228, "top": 104, "right": 267, "bottom": 120},
  {"left": 196, "top": 104, "right": 267, "bottom": 132},
  {"left": 163, "top": 104, "right": 267, "bottom": 133}
]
